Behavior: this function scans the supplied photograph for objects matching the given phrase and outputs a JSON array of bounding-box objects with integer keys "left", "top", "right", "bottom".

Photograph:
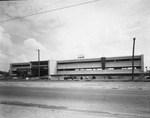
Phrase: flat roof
[
  {"left": 30, "top": 60, "right": 49, "bottom": 63},
  {"left": 11, "top": 62, "right": 30, "bottom": 65},
  {"left": 57, "top": 55, "right": 143, "bottom": 64}
]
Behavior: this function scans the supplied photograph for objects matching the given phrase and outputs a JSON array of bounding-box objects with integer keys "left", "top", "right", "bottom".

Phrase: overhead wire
[
  {"left": 0, "top": 0, "right": 100, "bottom": 23},
  {"left": 0, "top": 0, "right": 64, "bottom": 23},
  {"left": 23, "top": 0, "right": 64, "bottom": 15}
]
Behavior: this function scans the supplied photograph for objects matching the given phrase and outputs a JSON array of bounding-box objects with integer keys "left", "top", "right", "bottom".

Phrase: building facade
[
  {"left": 10, "top": 60, "right": 50, "bottom": 77},
  {"left": 10, "top": 62, "right": 31, "bottom": 77},
  {"left": 10, "top": 55, "right": 144, "bottom": 77}
]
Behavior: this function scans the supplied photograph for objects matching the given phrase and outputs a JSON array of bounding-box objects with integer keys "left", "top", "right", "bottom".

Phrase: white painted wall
[{"left": 49, "top": 60, "right": 57, "bottom": 75}]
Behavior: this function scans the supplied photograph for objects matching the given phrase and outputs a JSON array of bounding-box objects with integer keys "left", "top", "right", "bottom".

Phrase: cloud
[
  {"left": 0, "top": 0, "right": 150, "bottom": 71},
  {"left": 0, "top": 27, "right": 12, "bottom": 51},
  {"left": 24, "top": 38, "right": 46, "bottom": 51},
  {"left": 53, "top": 4, "right": 132, "bottom": 59},
  {"left": 0, "top": 26, "right": 28, "bottom": 71},
  {"left": 0, "top": 27, "right": 12, "bottom": 71},
  {"left": 15, "top": 54, "right": 27, "bottom": 62},
  {"left": 0, "top": 50, "right": 7, "bottom": 60},
  {"left": 0, "top": 26, "right": 12, "bottom": 55},
  {"left": 23, "top": 38, "right": 59, "bottom": 61}
]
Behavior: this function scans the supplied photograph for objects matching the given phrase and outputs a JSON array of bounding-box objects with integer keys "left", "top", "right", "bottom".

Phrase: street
[{"left": 0, "top": 84, "right": 150, "bottom": 118}]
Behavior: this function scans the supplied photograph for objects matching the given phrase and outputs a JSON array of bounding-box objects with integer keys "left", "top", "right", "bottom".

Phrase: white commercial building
[{"left": 10, "top": 55, "right": 144, "bottom": 78}]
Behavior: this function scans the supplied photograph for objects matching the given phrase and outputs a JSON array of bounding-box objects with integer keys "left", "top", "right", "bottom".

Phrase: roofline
[
  {"left": 30, "top": 60, "right": 49, "bottom": 63},
  {"left": 10, "top": 62, "right": 30, "bottom": 65},
  {"left": 57, "top": 55, "right": 143, "bottom": 63}
]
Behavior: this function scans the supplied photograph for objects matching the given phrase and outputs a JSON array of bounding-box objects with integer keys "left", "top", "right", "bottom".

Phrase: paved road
[{"left": 0, "top": 86, "right": 150, "bottom": 118}]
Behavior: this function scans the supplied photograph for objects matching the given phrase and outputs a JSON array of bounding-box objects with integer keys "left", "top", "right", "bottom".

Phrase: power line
[
  {"left": 0, "top": 0, "right": 100, "bottom": 23},
  {"left": 23, "top": 0, "right": 64, "bottom": 15}
]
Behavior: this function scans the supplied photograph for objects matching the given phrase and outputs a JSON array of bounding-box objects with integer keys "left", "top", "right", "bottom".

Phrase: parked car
[
  {"left": 145, "top": 76, "right": 150, "bottom": 79},
  {"left": 64, "top": 75, "right": 78, "bottom": 80}
]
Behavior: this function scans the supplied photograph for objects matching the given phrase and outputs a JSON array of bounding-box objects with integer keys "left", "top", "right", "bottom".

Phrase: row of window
[
  {"left": 57, "top": 66, "right": 141, "bottom": 71},
  {"left": 12, "top": 64, "right": 30, "bottom": 67},
  {"left": 12, "top": 64, "right": 48, "bottom": 68}
]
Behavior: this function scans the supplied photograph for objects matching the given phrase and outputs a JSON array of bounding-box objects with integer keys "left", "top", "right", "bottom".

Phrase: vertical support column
[
  {"left": 48, "top": 60, "right": 50, "bottom": 78},
  {"left": 141, "top": 54, "right": 144, "bottom": 72},
  {"left": 101, "top": 57, "right": 106, "bottom": 70},
  {"left": 10, "top": 63, "right": 12, "bottom": 76},
  {"left": 37, "top": 49, "right": 40, "bottom": 79}
]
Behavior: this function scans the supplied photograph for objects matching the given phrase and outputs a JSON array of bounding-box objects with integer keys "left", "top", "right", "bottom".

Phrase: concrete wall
[
  {"left": 56, "top": 55, "right": 144, "bottom": 76},
  {"left": 57, "top": 62, "right": 101, "bottom": 69},
  {"left": 49, "top": 60, "right": 57, "bottom": 75}
]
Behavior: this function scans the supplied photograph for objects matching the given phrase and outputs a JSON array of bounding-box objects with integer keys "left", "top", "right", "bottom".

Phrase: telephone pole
[
  {"left": 132, "top": 38, "right": 136, "bottom": 81},
  {"left": 37, "top": 49, "right": 40, "bottom": 79}
]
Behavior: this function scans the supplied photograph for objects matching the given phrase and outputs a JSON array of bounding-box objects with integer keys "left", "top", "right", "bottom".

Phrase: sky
[{"left": 0, "top": 0, "right": 150, "bottom": 71}]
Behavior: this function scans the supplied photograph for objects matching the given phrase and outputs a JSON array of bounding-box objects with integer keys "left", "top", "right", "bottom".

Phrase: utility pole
[
  {"left": 37, "top": 49, "right": 40, "bottom": 79},
  {"left": 132, "top": 38, "right": 136, "bottom": 81}
]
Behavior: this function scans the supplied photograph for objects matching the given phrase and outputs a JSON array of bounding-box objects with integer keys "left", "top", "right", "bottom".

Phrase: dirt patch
[
  {"left": 0, "top": 81, "right": 150, "bottom": 90},
  {"left": 0, "top": 101, "right": 147, "bottom": 118}
]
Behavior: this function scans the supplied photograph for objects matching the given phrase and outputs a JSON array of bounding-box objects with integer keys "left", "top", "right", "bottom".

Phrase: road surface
[{"left": 0, "top": 85, "right": 150, "bottom": 118}]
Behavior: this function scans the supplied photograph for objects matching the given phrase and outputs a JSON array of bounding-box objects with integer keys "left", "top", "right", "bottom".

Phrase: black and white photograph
[{"left": 0, "top": 0, "right": 150, "bottom": 118}]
